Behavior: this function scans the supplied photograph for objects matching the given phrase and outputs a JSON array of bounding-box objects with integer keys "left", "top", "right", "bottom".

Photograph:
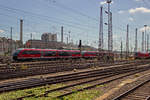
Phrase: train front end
[{"left": 12, "top": 49, "right": 21, "bottom": 61}]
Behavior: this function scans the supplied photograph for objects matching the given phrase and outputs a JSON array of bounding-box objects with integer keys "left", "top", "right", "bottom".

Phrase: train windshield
[{"left": 13, "top": 50, "right": 21, "bottom": 56}]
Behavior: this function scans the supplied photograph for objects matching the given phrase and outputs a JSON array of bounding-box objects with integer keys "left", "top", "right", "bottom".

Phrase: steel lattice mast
[
  {"left": 110, "top": 12, "right": 113, "bottom": 51},
  {"left": 107, "top": 0, "right": 112, "bottom": 52},
  {"left": 99, "top": 6, "right": 103, "bottom": 51}
]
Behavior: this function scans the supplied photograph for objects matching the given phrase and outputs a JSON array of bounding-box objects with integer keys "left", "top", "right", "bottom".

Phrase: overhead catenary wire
[
  {"left": 0, "top": 4, "right": 98, "bottom": 31},
  {"left": 44, "top": 0, "right": 99, "bottom": 22}
]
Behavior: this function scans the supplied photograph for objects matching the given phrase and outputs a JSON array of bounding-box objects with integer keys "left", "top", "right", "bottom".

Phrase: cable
[
  {"left": 0, "top": 4, "right": 98, "bottom": 31},
  {"left": 48, "top": 0, "right": 99, "bottom": 22}
]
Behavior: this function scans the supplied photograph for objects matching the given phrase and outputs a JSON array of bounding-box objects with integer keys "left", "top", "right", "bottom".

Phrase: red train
[
  {"left": 12, "top": 48, "right": 98, "bottom": 61},
  {"left": 134, "top": 52, "right": 150, "bottom": 59}
]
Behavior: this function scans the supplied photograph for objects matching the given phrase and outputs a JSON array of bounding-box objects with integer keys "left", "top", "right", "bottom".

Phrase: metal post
[
  {"left": 147, "top": 34, "right": 149, "bottom": 52},
  {"left": 110, "top": 12, "right": 113, "bottom": 51},
  {"left": 68, "top": 31, "right": 71, "bottom": 44},
  {"left": 144, "top": 25, "right": 147, "bottom": 52},
  {"left": 107, "top": 0, "right": 111, "bottom": 52},
  {"left": 30, "top": 33, "right": 32, "bottom": 48},
  {"left": 121, "top": 40, "right": 123, "bottom": 60},
  {"left": 135, "top": 28, "right": 137, "bottom": 53},
  {"left": 142, "top": 32, "right": 144, "bottom": 52},
  {"left": 61, "top": 26, "right": 63, "bottom": 43},
  {"left": 99, "top": 6, "right": 103, "bottom": 51},
  {"left": 10, "top": 27, "right": 13, "bottom": 55},
  {"left": 67, "top": 37, "right": 68, "bottom": 44},
  {"left": 20, "top": 19, "right": 23, "bottom": 47},
  {"left": 126, "top": 24, "right": 129, "bottom": 59}
]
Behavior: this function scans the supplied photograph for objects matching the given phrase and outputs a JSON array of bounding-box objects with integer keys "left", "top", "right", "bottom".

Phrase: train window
[
  {"left": 22, "top": 50, "right": 28, "bottom": 54},
  {"left": 13, "top": 50, "right": 21, "bottom": 56},
  {"left": 86, "top": 52, "right": 96, "bottom": 55},
  {"left": 32, "top": 50, "right": 41, "bottom": 54},
  {"left": 72, "top": 52, "right": 80, "bottom": 55},
  {"left": 58, "top": 51, "right": 71, "bottom": 56},
  {"left": 22, "top": 50, "right": 41, "bottom": 55},
  {"left": 44, "top": 51, "right": 56, "bottom": 56}
]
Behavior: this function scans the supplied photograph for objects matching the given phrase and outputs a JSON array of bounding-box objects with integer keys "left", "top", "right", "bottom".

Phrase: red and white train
[
  {"left": 134, "top": 52, "right": 150, "bottom": 59},
  {"left": 12, "top": 48, "right": 100, "bottom": 61}
]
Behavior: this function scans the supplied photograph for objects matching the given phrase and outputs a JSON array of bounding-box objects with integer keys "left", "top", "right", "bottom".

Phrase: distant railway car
[
  {"left": 13, "top": 48, "right": 82, "bottom": 61},
  {"left": 12, "top": 48, "right": 114, "bottom": 61},
  {"left": 57, "top": 50, "right": 81, "bottom": 59},
  {"left": 82, "top": 51, "right": 98, "bottom": 59},
  {"left": 134, "top": 52, "right": 150, "bottom": 59}
]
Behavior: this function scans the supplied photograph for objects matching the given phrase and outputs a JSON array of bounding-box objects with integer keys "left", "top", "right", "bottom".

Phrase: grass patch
[
  {"left": 0, "top": 83, "right": 65, "bottom": 100},
  {"left": 62, "top": 89, "right": 102, "bottom": 100},
  {"left": 0, "top": 83, "right": 105, "bottom": 100}
]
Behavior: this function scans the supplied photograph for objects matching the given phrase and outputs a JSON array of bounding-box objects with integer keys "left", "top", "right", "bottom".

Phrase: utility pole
[
  {"left": 147, "top": 34, "right": 149, "bottom": 52},
  {"left": 110, "top": 12, "right": 113, "bottom": 51},
  {"left": 144, "top": 25, "right": 147, "bottom": 52},
  {"left": 99, "top": 6, "right": 103, "bottom": 51},
  {"left": 68, "top": 31, "right": 71, "bottom": 43},
  {"left": 30, "top": 33, "right": 32, "bottom": 48},
  {"left": 20, "top": 19, "right": 23, "bottom": 48},
  {"left": 121, "top": 40, "right": 123, "bottom": 60},
  {"left": 79, "top": 40, "right": 82, "bottom": 53},
  {"left": 126, "top": 24, "right": 129, "bottom": 59},
  {"left": 66, "top": 37, "right": 68, "bottom": 44},
  {"left": 135, "top": 28, "right": 137, "bottom": 53},
  {"left": 10, "top": 27, "right": 13, "bottom": 55},
  {"left": 61, "top": 26, "right": 63, "bottom": 43},
  {"left": 107, "top": 0, "right": 112, "bottom": 52},
  {"left": 142, "top": 32, "right": 144, "bottom": 52}
]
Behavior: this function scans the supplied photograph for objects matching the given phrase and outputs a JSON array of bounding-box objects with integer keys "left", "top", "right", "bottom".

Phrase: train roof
[
  {"left": 136, "top": 52, "right": 149, "bottom": 54},
  {"left": 16, "top": 48, "right": 80, "bottom": 52}
]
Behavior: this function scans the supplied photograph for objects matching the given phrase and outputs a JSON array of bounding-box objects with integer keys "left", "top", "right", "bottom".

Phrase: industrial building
[{"left": 41, "top": 33, "right": 57, "bottom": 42}]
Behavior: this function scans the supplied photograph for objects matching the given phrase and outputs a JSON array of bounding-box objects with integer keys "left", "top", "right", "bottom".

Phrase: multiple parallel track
[
  {"left": 0, "top": 61, "right": 149, "bottom": 100},
  {"left": 0, "top": 60, "right": 140, "bottom": 80},
  {"left": 0, "top": 61, "right": 143, "bottom": 92},
  {"left": 112, "top": 77, "right": 150, "bottom": 100}
]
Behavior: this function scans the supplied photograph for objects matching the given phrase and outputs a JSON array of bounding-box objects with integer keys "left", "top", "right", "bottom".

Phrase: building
[
  {"left": 25, "top": 32, "right": 97, "bottom": 50},
  {"left": 0, "top": 37, "right": 20, "bottom": 55},
  {"left": 25, "top": 39, "right": 66, "bottom": 49},
  {"left": 41, "top": 33, "right": 57, "bottom": 42}
]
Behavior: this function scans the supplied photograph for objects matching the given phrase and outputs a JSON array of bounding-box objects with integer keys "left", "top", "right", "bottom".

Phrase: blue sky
[{"left": 0, "top": 0, "right": 150, "bottom": 51}]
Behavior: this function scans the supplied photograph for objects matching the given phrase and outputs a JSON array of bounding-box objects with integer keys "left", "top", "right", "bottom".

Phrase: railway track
[
  {"left": 0, "top": 62, "right": 143, "bottom": 92},
  {"left": 0, "top": 59, "right": 139, "bottom": 69},
  {"left": 0, "top": 59, "right": 143, "bottom": 80},
  {"left": 0, "top": 62, "right": 150, "bottom": 100},
  {"left": 111, "top": 74, "right": 150, "bottom": 100}
]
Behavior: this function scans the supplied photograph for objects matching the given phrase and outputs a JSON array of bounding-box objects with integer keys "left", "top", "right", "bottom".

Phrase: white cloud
[
  {"left": 134, "top": 0, "right": 142, "bottom": 2},
  {"left": 129, "top": 7, "right": 150, "bottom": 13},
  {"left": 100, "top": 1, "right": 107, "bottom": 5},
  {"left": 100, "top": 1, "right": 114, "bottom": 5},
  {"left": 26, "top": 32, "right": 37, "bottom": 35},
  {"left": 118, "top": 10, "right": 125, "bottom": 14},
  {"left": 128, "top": 17, "right": 134, "bottom": 21},
  {"left": 139, "top": 26, "right": 150, "bottom": 32},
  {"left": 0, "top": 29, "right": 4, "bottom": 33}
]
